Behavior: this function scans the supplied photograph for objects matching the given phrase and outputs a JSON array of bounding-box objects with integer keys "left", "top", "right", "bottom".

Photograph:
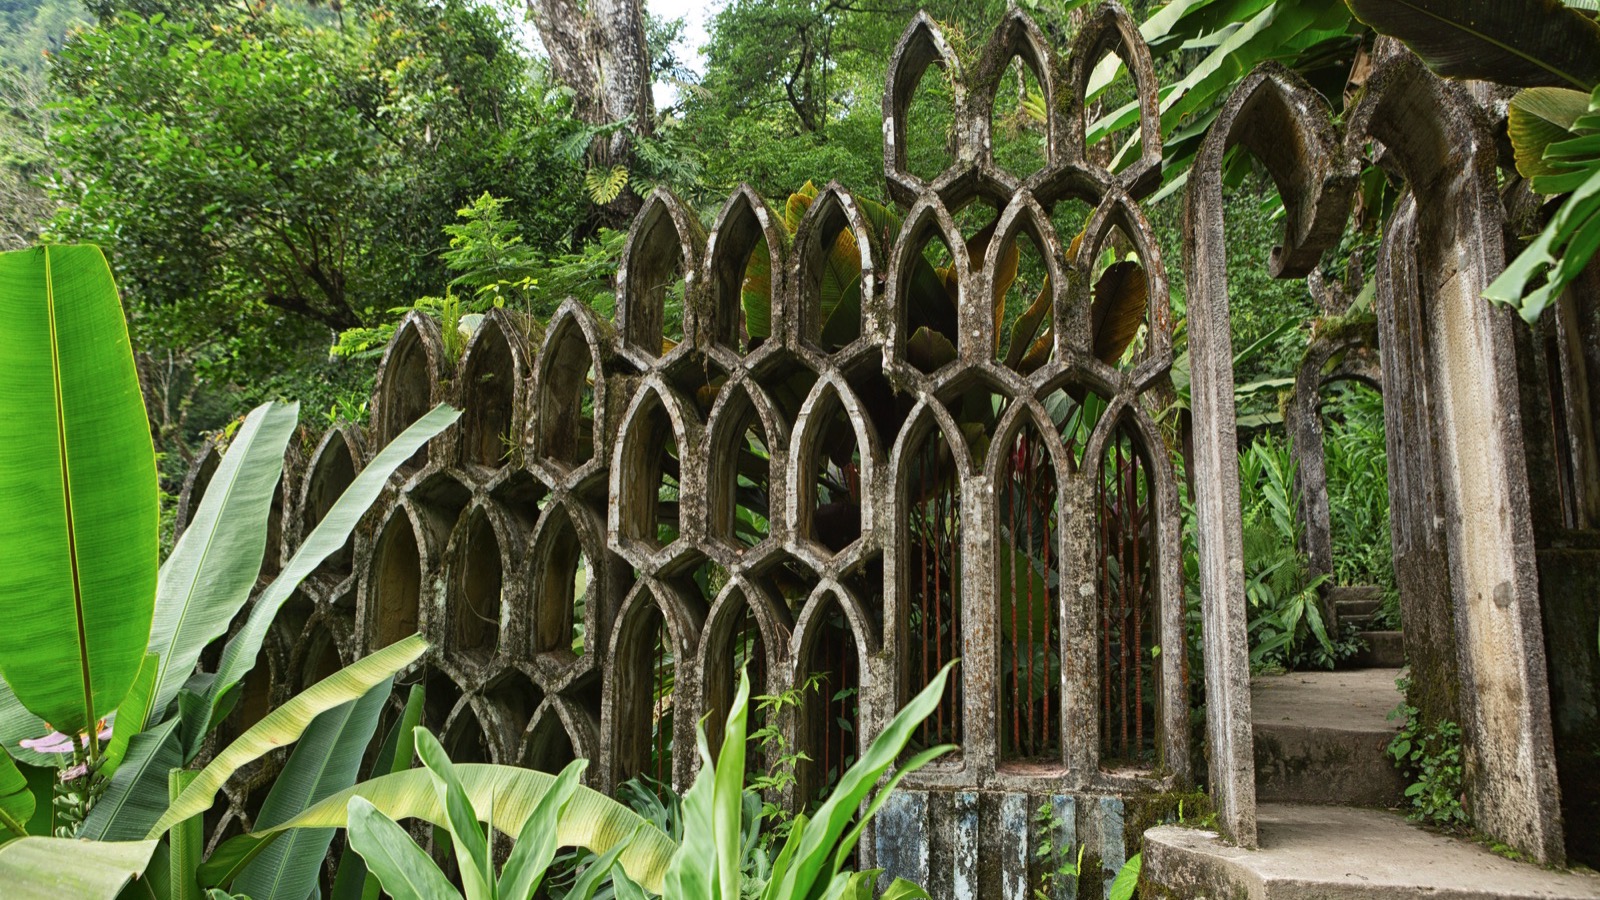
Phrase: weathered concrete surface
[
  {"left": 1143, "top": 803, "right": 1600, "bottom": 900},
  {"left": 1251, "top": 670, "right": 1406, "bottom": 807},
  {"left": 1349, "top": 631, "right": 1405, "bottom": 669}
]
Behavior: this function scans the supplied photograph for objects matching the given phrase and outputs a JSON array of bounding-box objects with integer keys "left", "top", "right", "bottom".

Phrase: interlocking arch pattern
[{"left": 182, "top": 4, "right": 1581, "bottom": 887}]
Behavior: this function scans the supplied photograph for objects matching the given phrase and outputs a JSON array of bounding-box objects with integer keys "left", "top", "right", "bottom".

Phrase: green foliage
[
  {"left": 0, "top": 245, "right": 157, "bottom": 737},
  {"left": 1320, "top": 380, "right": 1398, "bottom": 607},
  {"left": 1236, "top": 435, "right": 1339, "bottom": 671},
  {"left": 1387, "top": 678, "right": 1470, "bottom": 830},
  {"left": 1487, "top": 83, "right": 1600, "bottom": 322}
]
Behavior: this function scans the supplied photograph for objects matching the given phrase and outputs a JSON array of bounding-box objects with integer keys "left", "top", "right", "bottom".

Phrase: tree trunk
[{"left": 528, "top": 0, "right": 654, "bottom": 230}]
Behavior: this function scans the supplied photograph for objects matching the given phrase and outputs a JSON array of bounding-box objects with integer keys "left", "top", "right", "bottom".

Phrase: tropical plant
[
  {"left": 0, "top": 244, "right": 460, "bottom": 896},
  {"left": 1345, "top": 0, "right": 1600, "bottom": 322},
  {"left": 205, "top": 662, "right": 959, "bottom": 900},
  {"left": 1236, "top": 435, "right": 1336, "bottom": 671}
]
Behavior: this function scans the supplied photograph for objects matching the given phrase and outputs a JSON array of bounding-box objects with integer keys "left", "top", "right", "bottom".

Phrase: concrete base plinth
[{"left": 1142, "top": 803, "right": 1600, "bottom": 899}]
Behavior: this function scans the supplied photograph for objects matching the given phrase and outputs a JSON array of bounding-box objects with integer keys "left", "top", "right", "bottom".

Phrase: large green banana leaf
[
  {"left": 0, "top": 748, "right": 35, "bottom": 844},
  {"left": 0, "top": 836, "right": 159, "bottom": 900},
  {"left": 1346, "top": 0, "right": 1600, "bottom": 91},
  {"left": 217, "top": 763, "right": 678, "bottom": 893},
  {"left": 146, "top": 401, "right": 300, "bottom": 727},
  {"left": 201, "top": 403, "right": 460, "bottom": 737},
  {"left": 0, "top": 245, "right": 157, "bottom": 735},
  {"left": 230, "top": 679, "right": 391, "bottom": 900},
  {"left": 150, "top": 634, "right": 429, "bottom": 838}
]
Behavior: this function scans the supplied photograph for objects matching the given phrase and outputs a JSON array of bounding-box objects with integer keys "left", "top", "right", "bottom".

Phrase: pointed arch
[
  {"left": 611, "top": 379, "right": 699, "bottom": 557},
  {"left": 442, "top": 502, "right": 519, "bottom": 669},
  {"left": 372, "top": 312, "right": 444, "bottom": 475},
  {"left": 707, "top": 185, "right": 787, "bottom": 352},
  {"left": 522, "top": 697, "right": 599, "bottom": 776},
  {"left": 704, "top": 378, "right": 787, "bottom": 549},
  {"left": 441, "top": 693, "right": 501, "bottom": 765},
  {"left": 887, "top": 196, "right": 967, "bottom": 372},
  {"left": 605, "top": 580, "right": 705, "bottom": 793},
  {"left": 698, "top": 578, "right": 792, "bottom": 763},
  {"left": 616, "top": 188, "right": 706, "bottom": 360},
  {"left": 457, "top": 309, "right": 530, "bottom": 472},
  {"left": 1062, "top": 2, "right": 1163, "bottom": 194},
  {"left": 1063, "top": 189, "right": 1174, "bottom": 369},
  {"left": 298, "top": 425, "right": 362, "bottom": 573},
  {"left": 971, "top": 9, "right": 1059, "bottom": 183},
  {"left": 789, "top": 184, "right": 881, "bottom": 352},
  {"left": 890, "top": 399, "right": 968, "bottom": 754},
  {"left": 526, "top": 497, "right": 607, "bottom": 663},
  {"left": 989, "top": 396, "right": 1073, "bottom": 766},
  {"left": 884, "top": 12, "right": 965, "bottom": 205},
  {"left": 362, "top": 502, "right": 428, "bottom": 651},
  {"left": 791, "top": 585, "right": 869, "bottom": 806},
  {"left": 533, "top": 301, "right": 608, "bottom": 474},
  {"left": 789, "top": 375, "right": 880, "bottom": 556},
  {"left": 174, "top": 438, "right": 222, "bottom": 541},
  {"left": 989, "top": 191, "right": 1068, "bottom": 372}
]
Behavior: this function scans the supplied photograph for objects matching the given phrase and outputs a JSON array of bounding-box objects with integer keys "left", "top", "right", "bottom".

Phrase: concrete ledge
[{"left": 1143, "top": 803, "right": 1600, "bottom": 899}]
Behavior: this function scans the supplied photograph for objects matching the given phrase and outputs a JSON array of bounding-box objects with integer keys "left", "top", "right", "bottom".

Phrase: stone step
[
  {"left": 1251, "top": 669, "right": 1407, "bottom": 808},
  {"left": 1143, "top": 803, "right": 1600, "bottom": 899},
  {"left": 1349, "top": 630, "right": 1406, "bottom": 668},
  {"left": 1326, "top": 584, "right": 1385, "bottom": 605},
  {"left": 1334, "top": 598, "right": 1382, "bottom": 620}
]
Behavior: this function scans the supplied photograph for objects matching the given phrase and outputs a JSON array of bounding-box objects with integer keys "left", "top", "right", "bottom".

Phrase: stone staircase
[
  {"left": 1329, "top": 585, "right": 1406, "bottom": 669},
  {"left": 1139, "top": 589, "right": 1600, "bottom": 897}
]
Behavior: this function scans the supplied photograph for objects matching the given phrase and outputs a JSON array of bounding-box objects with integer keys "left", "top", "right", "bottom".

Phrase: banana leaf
[
  {"left": 0, "top": 245, "right": 157, "bottom": 735},
  {"left": 213, "top": 763, "right": 677, "bottom": 893},
  {"left": 0, "top": 836, "right": 159, "bottom": 900},
  {"left": 146, "top": 401, "right": 300, "bottom": 727},
  {"left": 229, "top": 679, "right": 392, "bottom": 900},
  {"left": 201, "top": 404, "right": 460, "bottom": 737},
  {"left": 150, "top": 635, "right": 429, "bottom": 838},
  {"left": 1346, "top": 0, "right": 1600, "bottom": 90},
  {"left": 0, "top": 748, "right": 34, "bottom": 844}
]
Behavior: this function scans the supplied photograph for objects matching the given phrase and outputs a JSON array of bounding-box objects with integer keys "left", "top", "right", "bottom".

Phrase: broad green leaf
[
  {"left": 322, "top": 681, "right": 427, "bottom": 900},
  {"left": 1345, "top": 0, "right": 1600, "bottom": 91},
  {"left": 1485, "top": 159, "right": 1600, "bottom": 321},
  {"left": 0, "top": 680, "right": 52, "bottom": 770},
  {"left": 1109, "top": 852, "right": 1142, "bottom": 900},
  {"left": 771, "top": 661, "right": 958, "bottom": 900},
  {"left": 0, "top": 245, "right": 157, "bottom": 735},
  {"left": 784, "top": 182, "right": 819, "bottom": 232},
  {"left": 714, "top": 674, "right": 751, "bottom": 900},
  {"left": 566, "top": 840, "right": 630, "bottom": 900},
  {"left": 415, "top": 731, "right": 493, "bottom": 900},
  {"left": 231, "top": 763, "right": 676, "bottom": 893},
  {"left": 0, "top": 748, "right": 34, "bottom": 843},
  {"left": 498, "top": 760, "right": 586, "bottom": 900},
  {"left": 0, "top": 836, "right": 159, "bottom": 900},
  {"left": 150, "top": 635, "right": 428, "bottom": 838},
  {"left": 102, "top": 651, "right": 158, "bottom": 777},
  {"left": 347, "top": 797, "right": 461, "bottom": 900},
  {"left": 231, "top": 680, "right": 391, "bottom": 900},
  {"left": 612, "top": 866, "right": 650, "bottom": 900},
  {"left": 169, "top": 770, "right": 202, "bottom": 900},
  {"left": 77, "top": 718, "right": 181, "bottom": 840},
  {"left": 742, "top": 236, "right": 774, "bottom": 340},
  {"left": 202, "top": 404, "right": 460, "bottom": 734},
  {"left": 146, "top": 401, "right": 299, "bottom": 727},
  {"left": 1509, "top": 87, "right": 1592, "bottom": 178}
]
